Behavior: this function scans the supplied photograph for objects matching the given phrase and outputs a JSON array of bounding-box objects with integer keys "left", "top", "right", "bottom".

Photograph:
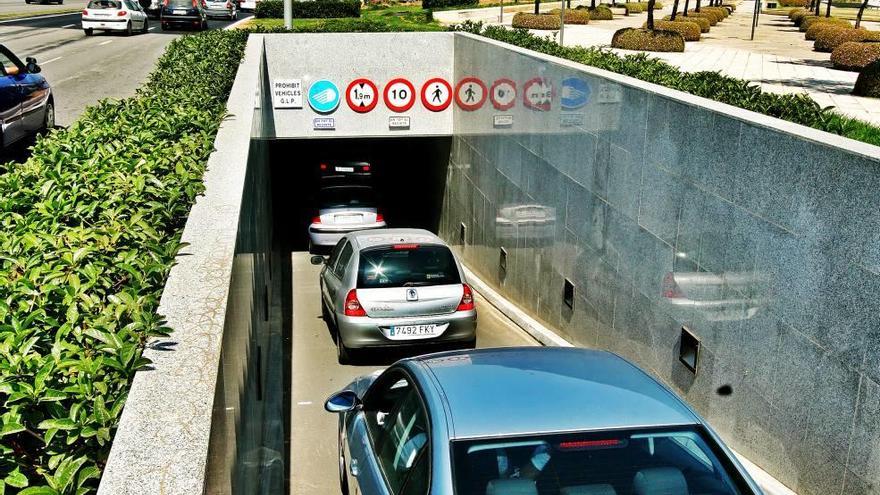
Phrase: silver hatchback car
[
  {"left": 313, "top": 228, "right": 477, "bottom": 363},
  {"left": 325, "top": 347, "right": 764, "bottom": 495}
]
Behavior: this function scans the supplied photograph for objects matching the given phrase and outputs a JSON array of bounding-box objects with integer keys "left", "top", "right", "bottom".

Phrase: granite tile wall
[{"left": 442, "top": 34, "right": 880, "bottom": 495}]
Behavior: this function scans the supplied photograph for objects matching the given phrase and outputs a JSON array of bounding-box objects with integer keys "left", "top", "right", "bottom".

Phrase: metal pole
[
  {"left": 750, "top": 0, "right": 758, "bottom": 40},
  {"left": 284, "top": 0, "right": 292, "bottom": 30},
  {"left": 499, "top": 0, "right": 504, "bottom": 23},
  {"left": 559, "top": 0, "right": 566, "bottom": 46}
]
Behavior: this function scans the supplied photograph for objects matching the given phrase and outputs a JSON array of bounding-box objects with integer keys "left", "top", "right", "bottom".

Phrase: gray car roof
[
  {"left": 348, "top": 228, "right": 446, "bottom": 250},
  {"left": 412, "top": 347, "right": 700, "bottom": 439}
]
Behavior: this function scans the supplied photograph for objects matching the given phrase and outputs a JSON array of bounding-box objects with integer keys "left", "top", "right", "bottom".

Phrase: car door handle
[{"left": 349, "top": 458, "right": 359, "bottom": 477}]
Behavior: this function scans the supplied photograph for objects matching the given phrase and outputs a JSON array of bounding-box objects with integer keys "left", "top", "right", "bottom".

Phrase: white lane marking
[
  {"left": 42, "top": 56, "right": 62, "bottom": 64},
  {"left": 296, "top": 401, "right": 313, "bottom": 406},
  {"left": 61, "top": 23, "right": 76, "bottom": 28},
  {"left": 98, "top": 40, "right": 112, "bottom": 45}
]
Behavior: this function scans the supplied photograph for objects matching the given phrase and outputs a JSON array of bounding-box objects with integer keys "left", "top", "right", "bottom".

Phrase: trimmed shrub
[
  {"left": 644, "top": 19, "right": 701, "bottom": 40},
  {"left": 701, "top": 6, "right": 729, "bottom": 18},
  {"left": 0, "top": 28, "right": 250, "bottom": 493},
  {"left": 800, "top": 15, "right": 851, "bottom": 32},
  {"left": 790, "top": 10, "right": 813, "bottom": 24},
  {"left": 549, "top": 8, "right": 591, "bottom": 23},
  {"left": 624, "top": 3, "right": 645, "bottom": 13},
  {"left": 451, "top": 21, "right": 880, "bottom": 145},
  {"left": 630, "top": 1, "right": 662, "bottom": 9},
  {"left": 611, "top": 27, "right": 686, "bottom": 51},
  {"left": 686, "top": 11, "right": 718, "bottom": 24},
  {"left": 805, "top": 21, "right": 850, "bottom": 40},
  {"left": 422, "top": 0, "right": 478, "bottom": 8},
  {"left": 779, "top": 0, "right": 809, "bottom": 6},
  {"left": 255, "top": 0, "right": 361, "bottom": 18},
  {"left": 831, "top": 41, "right": 880, "bottom": 70},
  {"left": 815, "top": 27, "right": 880, "bottom": 52},
  {"left": 511, "top": 12, "right": 561, "bottom": 28},
  {"left": 587, "top": 5, "right": 614, "bottom": 19},
  {"left": 853, "top": 60, "right": 880, "bottom": 97},
  {"left": 722, "top": 2, "right": 736, "bottom": 11},
  {"left": 692, "top": 8, "right": 723, "bottom": 22},
  {"left": 665, "top": 14, "right": 710, "bottom": 31}
]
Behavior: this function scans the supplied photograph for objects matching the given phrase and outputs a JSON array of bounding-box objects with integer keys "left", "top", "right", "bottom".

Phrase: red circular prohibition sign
[
  {"left": 383, "top": 77, "right": 416, "bottom": 113},
  {"left": 490, "top": 78, "right": 517, "bottom": 111},
  {"left": 455, "top": 77, "right": 488, "bottom": 111},
  {"left": 420, "top": 77, "right": 452, "bottom": 112},
  {"left": 346, "top": 78, "right": 379, "bottom": 113}
]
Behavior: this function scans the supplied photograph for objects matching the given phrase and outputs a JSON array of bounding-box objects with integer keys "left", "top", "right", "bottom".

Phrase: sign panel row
[{"left": 271, "top": 76, "right": 594, "bottom": 113}]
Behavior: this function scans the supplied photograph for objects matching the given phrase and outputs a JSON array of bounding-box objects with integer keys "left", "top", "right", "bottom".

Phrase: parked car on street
[
  {"left": 204, "top": 0, "right": 236, "bottom": 19},
  {"left": 324, "top": 346, "right": 763, "bottom": 495},
  {"left": 160, "top": 0, "right": 208, "bottom": 30},
  {"left": 81, "top": 0, "right": 149, "bottom": 35},
  {"left": 308, "top": 184, "right": 386, "bottom": 253},
  {"left": 313, "top": 229, "right": 477, "bottom": 363},
  {"left": 0, "top": 45, "right": 53, "bottom": 152}
]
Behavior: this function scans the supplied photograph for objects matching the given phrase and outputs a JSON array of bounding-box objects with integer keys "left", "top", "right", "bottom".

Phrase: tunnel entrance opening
[{"left": 270, "top": 137, "right": 452, "bottom": 254}]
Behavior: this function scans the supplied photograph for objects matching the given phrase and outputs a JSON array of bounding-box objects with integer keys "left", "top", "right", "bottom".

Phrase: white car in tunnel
[
  {"left": 313, "top": 229, "right": 477, "bottom": 363},
  {"left": 308, "top": 184, "right": 386, "bottom": 253}
]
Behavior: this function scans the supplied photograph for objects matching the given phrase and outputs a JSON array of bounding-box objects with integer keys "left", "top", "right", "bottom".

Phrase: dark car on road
[
  {"left": 160, "top": 0, "right": 208, "bottom": 30},
  {"left": 0, "top": 45, "right": 53, "bottom": 153}
]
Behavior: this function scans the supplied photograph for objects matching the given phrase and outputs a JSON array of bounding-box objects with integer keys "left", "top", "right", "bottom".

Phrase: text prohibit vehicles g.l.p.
[
  {"left": 81, "top": 0, "right": 149, "bottom": 36},
  {"left": 324, "top": 346, "right": 764, "bottom": 495},
  {"left": 0, "top": 45, "right": 53, "bottom": 152},
  {"left": 312, "top": 229, "right": 477, "bottom": 363}
]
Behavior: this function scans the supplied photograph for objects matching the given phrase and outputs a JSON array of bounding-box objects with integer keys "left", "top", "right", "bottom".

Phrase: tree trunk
[
  {"left": 647, "top": 0, "right": 655, "bottom": 28},
  {"left": 535, "top": 0, "right": 540, "bottom": 14},
  {"left": 591, "top": 0, "right": 596, "bottom": 8},
  {"left": 683, "top": 0, "right": 689, "bottom": 15},
  {"left": 567, "top": 0, "right": 571, "bottom": 8},
  {"left": 695, "top": 0, "right": 700, "bottom": 12},
  {"left": 825, "top": 0, "right": 832, "bottom": 17},
  {"left": 814, "top": 0, "right": 821, "bottom": 16},
  {"left": 856, "top": 0, "right": 868, "bottom": 27},
  {"left": 671, "top": 0, "right": 679, "bottom": 19}
]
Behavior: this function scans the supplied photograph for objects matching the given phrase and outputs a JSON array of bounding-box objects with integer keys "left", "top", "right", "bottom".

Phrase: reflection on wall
[{"left": 443, "top": 33, "right": 880, "bottom": 495}]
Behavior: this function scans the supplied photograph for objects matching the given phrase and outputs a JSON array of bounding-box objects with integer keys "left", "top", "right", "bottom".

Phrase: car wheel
[
  {"left": 84, "top": 28, "right": 93, "bottom": 35},
  {"left": 202, "top": 19, "right": 208, "bottom": 30},
  {"left": 42, "top": 101, "right": 55, "bottom": 132},
  {"left": 141, "top": 18, "right": 148, "bottom": 32},
  {"left": 338, "top": 422, "right": 350, "bottom": 495},
  {"left": 125, "top": 20, "right": 132, "bottom": 35}
]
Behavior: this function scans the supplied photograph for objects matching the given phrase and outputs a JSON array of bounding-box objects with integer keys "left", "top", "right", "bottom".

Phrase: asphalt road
[{"left": 289, "top": 252, "right": 539, "bottom": 495}]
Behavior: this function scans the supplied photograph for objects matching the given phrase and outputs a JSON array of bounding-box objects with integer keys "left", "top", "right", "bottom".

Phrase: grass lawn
[{"left": 244, "top": 4, "right": 446, "bottom": 30}]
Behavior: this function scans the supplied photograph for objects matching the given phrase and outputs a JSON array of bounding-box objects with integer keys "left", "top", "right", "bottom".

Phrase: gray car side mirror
[{"left": 325, "top": 390, "right": 360, "bottom": 413}]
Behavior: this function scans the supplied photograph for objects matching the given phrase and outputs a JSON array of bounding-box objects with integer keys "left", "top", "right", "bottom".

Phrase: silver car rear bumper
[{"left": 337, "top": 310, "right": 477, "bottom": 349}]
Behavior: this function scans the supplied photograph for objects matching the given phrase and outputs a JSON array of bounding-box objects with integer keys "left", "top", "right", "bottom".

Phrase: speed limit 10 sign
[{"left": 384, "top": 78, "right": 416, "bottom": 113}]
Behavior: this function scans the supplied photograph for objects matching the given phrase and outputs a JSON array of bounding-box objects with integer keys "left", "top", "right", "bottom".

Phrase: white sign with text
[{"left": 272, "top": 79, "right": 303, "bottom": 109}]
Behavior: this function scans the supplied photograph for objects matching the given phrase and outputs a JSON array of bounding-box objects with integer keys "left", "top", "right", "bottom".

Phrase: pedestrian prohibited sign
[
  {"left": 308, "top": 79, "right": 341, "bottom": 114},
  {"left": 346, "top": 78, "right": 378, "bottom": 113},
  {"left": 523, "top": 77, "right": 553, "bottom": 112},
  {"left": 384, "top": 78, "right": 416, "bottom": 113},
  {"left": 420, "top": 78, "right": 452, "bottom": 112},
  {"left": 455, "top": 77, "right": 487, "bottom": 111},
  {"left": 490, "top": 78, "right": 516, "bottom": 111}
]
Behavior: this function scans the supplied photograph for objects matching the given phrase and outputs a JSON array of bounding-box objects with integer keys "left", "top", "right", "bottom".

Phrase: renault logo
[{"left": 406, "top": 288, "right": 418, "bottom": 301}]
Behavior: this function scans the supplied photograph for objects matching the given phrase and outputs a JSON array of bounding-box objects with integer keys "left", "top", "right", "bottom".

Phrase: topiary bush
[
  {"left": 800, "top": 15, "right": 850, "bottom": 32},
  {"left": 549, "top": 8, "right": 591, "bottom": 23},
  {"left": 587, "top": 5, "right": 614, "bottom": 19},
  {"left": 831, "top": 41, "right": 880, "bottom": 70},
  {"left": 805, "top": 21, "right": 850, "bottom": 40},
  {"left": 664, "top": 14, "right": 710, "bottom": 31},
  {"left": 815, "top": 27, "right": 880, "bottom": 52},
  {"left": 422, "top": 0, "right": 478, "bottom": 7},
  {"left": 624, "top": 3, "right": 645, "bottom": 14},
  {"left": 790, "top": 10, "right": 814, "bottom": 25},
  {"left": 686, "top": 11, "right": 718, "bottom": 24},
  {"left": 644, "top": 19, "right": 701, "bottom": 40},
  {"left": 0, "top": 28, "right": 250, "bottom": 493},
  {"left": 255, "top": 0, "right": 361, "bottom": 18},
  {"left": 701, "top": 6, "right": 729, "bottom": 18},
  {"left": 511, "top": 12, "right": 561, "bottom": 29},
  {"left": 611, "top": 27, "right": 686, "bottom": 51},
  {"left": 854, "top": 60, "right": 880, "bottom": 97},
  {"left": 779, "top": 0, "right": 809, "bottom": 6}
]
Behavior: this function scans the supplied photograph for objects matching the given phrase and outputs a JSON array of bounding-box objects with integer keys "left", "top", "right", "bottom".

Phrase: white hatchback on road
[
  {"left": 308, "top": 184, "right": 386, "bottom": 253},
  {"left": 82, "top": 0, "right": 149, "bottom": 36}
]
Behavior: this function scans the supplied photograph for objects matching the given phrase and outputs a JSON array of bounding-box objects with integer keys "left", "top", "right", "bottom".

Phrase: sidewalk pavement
[{"left": 438, "top": 1, "right": 880, "bottom": 126}]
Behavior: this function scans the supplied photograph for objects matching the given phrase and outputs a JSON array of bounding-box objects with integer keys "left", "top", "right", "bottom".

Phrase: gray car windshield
[
  {"left": 357, "top": 245, "right": 460, "bottom": 288},
  {"left": 452, "top": 427, "right": 749, "bottom": 495}
]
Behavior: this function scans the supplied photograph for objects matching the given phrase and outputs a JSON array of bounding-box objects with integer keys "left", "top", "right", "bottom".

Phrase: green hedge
[
  {"left": 611, "top": 27, "right": 686, "bottom": 51},
  {"left": 0, "top": 29, "right": 249, "bottom": 493},
  {"left": 452, "top": 21, "right": 880, "bottom": 145},
  {"left": 255, "top": 0, "right": 361, "bottom": 19},
  {"left": 423, "top": 0, "right": 478, "bottom": 9}
]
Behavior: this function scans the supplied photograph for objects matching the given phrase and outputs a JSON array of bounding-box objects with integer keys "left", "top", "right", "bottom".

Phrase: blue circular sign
[
  {"left": 308, "top": 79, "right": 340, "bottom": 114},
  {"left": 560, "top": 77, "right": 591, "bottom": 110}
]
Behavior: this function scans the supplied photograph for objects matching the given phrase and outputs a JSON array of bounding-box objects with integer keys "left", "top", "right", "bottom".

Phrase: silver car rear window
[
  {"left": 357, "top": 245, "right": 460, "bottom": 289},
  {"left": 87, "top": 0, "right": 121, "bottom": 8},
  {"left": 318, "top": 185, "right": 377, "bottom": 209}
]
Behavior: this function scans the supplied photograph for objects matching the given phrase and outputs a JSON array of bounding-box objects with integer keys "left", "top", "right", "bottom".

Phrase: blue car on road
[
  {"left": 0, "top": 45, "right": 53, "bottom": 152},
  {"left": 325, "top": 347, "right": 764, "bottom": 495}
]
